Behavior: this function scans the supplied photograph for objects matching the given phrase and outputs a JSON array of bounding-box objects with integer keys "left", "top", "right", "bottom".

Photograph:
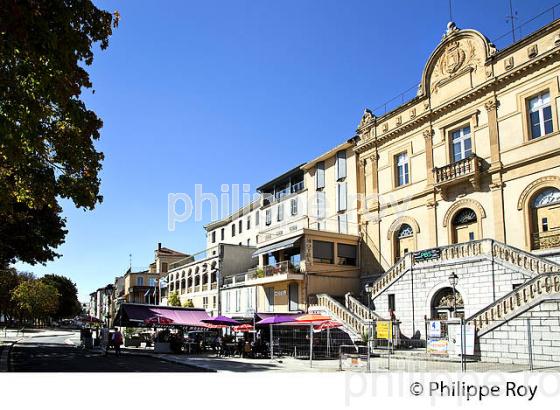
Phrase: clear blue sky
[{"left": 15, "top": 0, "right": 560, "bottom": 301}]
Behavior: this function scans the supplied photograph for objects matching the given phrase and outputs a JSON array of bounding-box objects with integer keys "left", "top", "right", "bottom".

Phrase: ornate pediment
[
  {"left": 418, "top": 23, "right": 496, "bottom": 100},
  {"left": 358, "top": 108, "right": 375, "bottom": 129}
]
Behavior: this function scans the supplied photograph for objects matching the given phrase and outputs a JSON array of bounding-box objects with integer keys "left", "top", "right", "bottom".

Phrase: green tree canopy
[
  {"left": 0, "top": 0, "right": 118, "bottom": 266},
  {"left": 181, "top": 299, "right": 194, "bottom": 308},
  {"left": 11, "top": 279, "right": 60, "bottom": 320},
  {"left": 0, "top": 269, "right": 35, "bottom": 321},
  {"left": 40, "top": 274, "right": 81, "bottom": 319},
  {"left": 167, "top": 291, "right": 181, "bottom": 307}
]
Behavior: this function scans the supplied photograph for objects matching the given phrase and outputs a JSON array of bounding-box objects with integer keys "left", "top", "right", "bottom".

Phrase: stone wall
[
  {"left": 477, "top": 300, "right": 560, "bottom": 366},
  {"left": 371, "top": 255, "right": 529, "bottom": 338}
]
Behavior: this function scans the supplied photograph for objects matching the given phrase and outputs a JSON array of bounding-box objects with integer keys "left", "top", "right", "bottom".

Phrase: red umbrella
[
  {"left": 314, "top": 320, "right": 342, "bottom": 331},
  {"left": 294, "top": 314, "right": 330, "bottom": 323},
  {"left": 205, "top": 323, "right": 228, "bottom": 329},
  {"left": 233, "top": 324, "right": 254, "bottom": 332},
  {"left": 144, "top": 315, "right": 174, "bottom": 325}
]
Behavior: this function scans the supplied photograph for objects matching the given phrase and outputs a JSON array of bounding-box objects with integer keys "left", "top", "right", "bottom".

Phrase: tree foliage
[
  {"left": 11, "top": 279, "right": 60, "bottom": 320},
  {"left": 0, "top": 0, "right": 118, "bottom": 266},
  {"left": 181, "top": 299, "right": 194, "bottom": 308},
  {"left": 0, "top": 268, "right": 34, "bottom": 321},
  {"left": 167, "top": 291, "right": 181, "bottom": 307},
  {"left": 40, "top": 274, "right": 81, "bottom": 319}
]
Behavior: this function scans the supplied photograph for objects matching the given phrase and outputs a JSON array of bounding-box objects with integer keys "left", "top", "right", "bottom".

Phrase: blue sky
[{"left": 15, "top": 0, "right": 560, "bottom": 301}]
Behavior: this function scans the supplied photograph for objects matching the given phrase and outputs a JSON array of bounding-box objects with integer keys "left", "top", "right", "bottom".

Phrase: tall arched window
[
  {"left": 395, "top": 224, "right": 414, "bottom": 261},
  {"left": 452, "top": 208, "right": 478, "bottom": 244},
  {"left": 531, "top": 187, "right": 560, "bottom": 249}
]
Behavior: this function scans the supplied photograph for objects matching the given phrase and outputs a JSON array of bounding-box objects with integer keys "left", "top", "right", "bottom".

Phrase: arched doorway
[
  {"left": 452, "top": 208, "right": 478, "bottom": 244},
  {"left": 395, "top": 223, "right": 414, "bottom": 261},
  {"left": 530, "top": 187, "right": 560, "bottom": 250},
  {"left": 431, "top": 287, "right": 464, "bottom": 319}
]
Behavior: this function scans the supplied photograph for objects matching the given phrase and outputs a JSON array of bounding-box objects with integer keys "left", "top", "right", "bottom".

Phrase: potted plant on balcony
[{"left": 256, "top": 268, "right": 265, "bottom": 278}]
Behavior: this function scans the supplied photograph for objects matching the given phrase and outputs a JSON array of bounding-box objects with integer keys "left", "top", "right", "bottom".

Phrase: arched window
[
  {"left": 431, "top": 287, "right": 464, "bottom": 320},
  {"left": 452, "top": 208, "right": 478, "bottom": 243},
  {"left": 394, "top": 223, "right": 414, "bottom": 261},
  {"left": 531, "top": 187, "right": 560, "bottom": 250}
]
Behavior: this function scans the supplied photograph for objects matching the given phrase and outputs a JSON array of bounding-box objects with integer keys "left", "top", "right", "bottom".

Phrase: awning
[
  {"left": 252, "top": 236, "right": 301, "bottom": 258},
  {"left": 114, "top": 303, "right": 211, "bottom": 327}
]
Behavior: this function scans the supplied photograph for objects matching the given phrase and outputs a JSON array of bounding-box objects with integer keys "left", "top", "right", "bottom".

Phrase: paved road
[{"left": 9, "top": 332, "right": 209, "bottom": 372}]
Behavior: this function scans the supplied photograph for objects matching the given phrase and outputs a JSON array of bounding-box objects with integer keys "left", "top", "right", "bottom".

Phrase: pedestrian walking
[{"left": 112, "top": 328, "right": 123, "bottom": 357}]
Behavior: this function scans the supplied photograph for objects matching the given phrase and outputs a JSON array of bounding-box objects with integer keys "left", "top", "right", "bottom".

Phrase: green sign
[{"left": 413, "top": 248, "right": 441, "bottom": 262}]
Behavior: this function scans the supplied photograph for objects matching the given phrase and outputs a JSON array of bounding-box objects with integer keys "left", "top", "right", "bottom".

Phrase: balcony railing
[
  {"left": 246, "top": 260, "right": 301, "bottom": 281},
  {"left": 532, "top": 231, "right": 560, "bottom": 250},
  {"left": 262, "top": 181, "right": 305, "bottom": 206},
  {"left": 433, "top": 155, "right": 482, "bottom": 186}
]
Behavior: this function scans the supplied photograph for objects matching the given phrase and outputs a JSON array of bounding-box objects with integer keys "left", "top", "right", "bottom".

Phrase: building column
[
  {"left": 423, "top": 128, "right": 439, "bottom": 248},
  {"left": 485, "top": 99, "right": 506, "bottom": 243}
]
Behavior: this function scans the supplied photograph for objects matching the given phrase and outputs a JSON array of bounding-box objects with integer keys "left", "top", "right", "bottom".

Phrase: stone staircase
[
  {"left": 369, "top": 239, "right": 560, "bottom": 299},
  {"left": 310, "top": 294, "right": 372, "bottom": 341},
  {"left": 468, "top": 271, "right": 560, "bottom": 335},
  {"left": 367, "top": 238, "right": 560, "bottom": 335}
]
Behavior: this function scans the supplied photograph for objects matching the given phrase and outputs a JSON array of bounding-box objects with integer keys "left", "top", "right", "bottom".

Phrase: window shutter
[
  {"left": 337, "top": 183, "right": 347, "bottom": 211},
  {"left": 336, "top": 151, "right": 347, "bottom": 180},
  {"left": 277, "top": 204, "right": 284, "bottom": 221},
  {"left": 291, "top": 198, "right": 298, "bottom": 215},
  {"left": 317, "top": 191, "right": 326, "bottom": 219},
  {"left": 316, "top": 162, "right": 325, "bottom": 189},
  {"left": 266, "top": 209, "right": 272, "bottom": 225}
]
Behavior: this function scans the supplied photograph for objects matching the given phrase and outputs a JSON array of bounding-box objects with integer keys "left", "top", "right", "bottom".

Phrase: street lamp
[
  {"left": 448, "top": 272, "right": 459, "bottom": 318},
  {"left": 364, "top": 284, "right": 373, "bottom": 344}
]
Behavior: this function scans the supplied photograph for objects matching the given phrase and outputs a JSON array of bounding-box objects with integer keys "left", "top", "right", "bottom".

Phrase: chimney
[{"left": 158, "top": 242, "right": 161, "bottom": 251}]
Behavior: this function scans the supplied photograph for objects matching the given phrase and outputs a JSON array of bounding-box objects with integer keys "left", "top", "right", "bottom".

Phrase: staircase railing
[
  {"left": 313, "top": 294, "right": 370, "bottom": 338},
  {"left": 468, "top": 272, "right": 560, "bottom": 333},
  {"left": 345, "top": 293, "right": 383, "bottom": 321},
  {"left": 370, "top": 239, "right": 560, "bottom": 299}
]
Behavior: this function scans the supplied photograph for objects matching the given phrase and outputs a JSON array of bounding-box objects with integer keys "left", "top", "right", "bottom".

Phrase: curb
[
  {"left": 121, "top": 351, "right": 216, "bottom": 372},
  {"left": 0, "top": 338, "right": 23, "bottom": 372}
]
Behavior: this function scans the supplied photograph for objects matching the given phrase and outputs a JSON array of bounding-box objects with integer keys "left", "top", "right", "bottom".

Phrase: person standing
[{"left": 112, "top": 328, "right": 123, "bottom": 357}]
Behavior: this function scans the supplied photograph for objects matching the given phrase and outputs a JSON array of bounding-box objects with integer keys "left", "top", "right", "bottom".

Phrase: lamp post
[
  {"left": 448, "top": 272, "right": 459, "bottom": 318},
  {"left": 364, "top": 284, "right": 373, "bottom": 346}
]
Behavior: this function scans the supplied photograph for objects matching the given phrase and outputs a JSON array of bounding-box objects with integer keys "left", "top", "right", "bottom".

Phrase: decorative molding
[
  {"left": 386, "top": 216, "right": 421, "bottom": 240},
  {"left": 504, "top": 56, "right": 514, "bottom": 71},
  {"left": 358, "top": 108, "right": 375, "bottom": 129},
  {"left": 517, "top": 176, "right": 560, "bottom": 210},
  {"left": 442, "top": 198, "right": 486, "bottom": 228},
  {"left": 423, "top": 128, "right": 434, "bottom": 140},
  {"left": 484, "top": 99, "right": 500, "bottom": 112},
  {"left": 528, "top": 44, "right": 538, "bottom": 59}
]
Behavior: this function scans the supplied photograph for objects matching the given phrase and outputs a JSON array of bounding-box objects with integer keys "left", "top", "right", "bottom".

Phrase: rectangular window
[
  {"left": 451, "top": 126, "right": 472, "bottom": 162},
  {"left": 388, "top": 294, "right": 396, "bottom": 312},
  {"left": 256, "top": 211, "right": 260, "bottom": 226},
  {"left": 211, "top": 231, "right": 216, "bottom": 243},
  {"left": 247, "top": 216, "right": 251, "bottom": 230},
  {"left": 221, "top": 228, "right": 225, "bottom": 240},
  {"left": 213, "top": 296, "right": 217, "bottom": 308},
  {"left": 277, "top": 203, "right": 284, "bottom": 222},
  {"left": 203, "top": 296, "right": 208, "bottom": 310},
  {"left": 542, "top": 217, "right": 549, "bottom": 232},
  {"left": 136, "top": 277, "right": 144, "bottom": 286},
  {"left": 316, "top": 191, "right": 326, "bottom": 219},
  {"left": 316, "top": 161, "right": 325, "bottom": 189},
  {"left": 395, "top": 152, "right": 410, "bottom": 186},
  {"left": 239, "top": 220, "right": 243, "bottom": 234},
  {"left": 161, "top": 262, "right": 168, "bottom": 273},
  {"left": 225, "top": 292, "right": 231, "bottom": 312},
  {"left": 247, "top": 288, "right": 253, "bottom": 310},
  {"left": 289, "top": 283, "right": 299, "bottom": 311},
  {"left": 337, "top": 182, "right": 347, "bottom": 211},
  {"left": 235, "top": 290, "right": 241, "bottom": 312},
  {"left": 529, "top": 92, "right": 553, "bottom": 139},
  {"left": 313, "top": 240, "right": 334, "bottom": 264},
  {"left": 265, "top": 209, "right": 272, "bottom": 225},
  {"left": 148, "top": 278, "right": 157, "bottom": 287},
  {"left": 265, "top": 287, "right": 274, "bottom": 312},
  {"left": 338, "top": 243, "right": 357, "bottom": 265},
  {"left": 468, "top": 232, "right": 475, "bottom": 241},
  {"left": 232, "top": 224, "right": 236, "bottom": 237},
  {"left": 291, "top": 198, "right": 298, "bottom": 216},
  {"left": 336, "top": 150, "right": 347, "bottom": 180},
  {"left": 338, "top": 213, "right": 348, "bottom": 234}
]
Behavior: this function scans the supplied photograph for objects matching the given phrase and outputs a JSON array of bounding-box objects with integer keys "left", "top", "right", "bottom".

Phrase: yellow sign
[{"left": 376, "top": 321, "right": 393, "bottom": 340}]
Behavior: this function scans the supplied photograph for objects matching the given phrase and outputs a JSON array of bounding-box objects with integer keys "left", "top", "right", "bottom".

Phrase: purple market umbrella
[
  {"left": 201, "top": 315, "right": 241, "bottom": 327},
  {"left": 256, "top": 315, "right": 298, "bottom": 325}
]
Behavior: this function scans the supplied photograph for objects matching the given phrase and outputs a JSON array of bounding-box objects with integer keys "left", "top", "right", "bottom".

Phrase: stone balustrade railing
[
  {"left": 433, "top": 154, "right": 482, "bottom": 186},
  {"left": 345, "top": 293, "right": 383, "bottom": 321},
  {"left": 369, "top": 239, "right": 560, "bottom": 299},
  {"left": 468, "top": 273, "right": 560, "bottom": 333},
  {"left": 312, "top": 294, "right": 370, "bottom": 338}
]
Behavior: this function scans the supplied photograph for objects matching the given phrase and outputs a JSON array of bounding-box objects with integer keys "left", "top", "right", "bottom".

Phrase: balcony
[
  {"left": 262, "top": 180, "right": 305, "bottom": 206},
  {"left": 433, "top": 154, "right": 483, "bottom": 197},
  {"left": 223, "top": 261, "right": 304, "bottom": 288},
  {"left": 532, "top": 231, "right": 560, "bottom": 250}
]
